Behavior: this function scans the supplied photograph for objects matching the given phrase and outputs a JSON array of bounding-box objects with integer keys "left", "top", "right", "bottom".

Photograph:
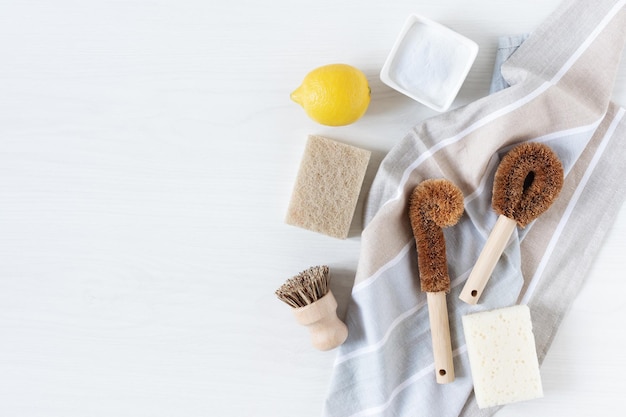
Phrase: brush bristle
[
  {"left": 275, "top": 265, "right": 330, "bottom": 308},
  {"left": 492, "top": 142, "right": 564, "bottom": 227},
  {"left": 409, "top": 179, "right": 464, "bottom": 293}
]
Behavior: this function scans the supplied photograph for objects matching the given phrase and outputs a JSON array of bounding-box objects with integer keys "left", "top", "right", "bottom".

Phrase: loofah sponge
[{"left": 285, "top": 135, "right": 371, "bottom": 239}]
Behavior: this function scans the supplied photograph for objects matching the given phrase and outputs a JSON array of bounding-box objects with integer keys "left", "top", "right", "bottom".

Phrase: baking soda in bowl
[{"left": 380, "top": 15, "right": 478, "bottom": 112}]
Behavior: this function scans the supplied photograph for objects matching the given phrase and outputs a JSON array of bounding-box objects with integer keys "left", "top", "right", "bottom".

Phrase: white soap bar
[{"left": 462, "top": 305, "right": 543, "bottom": 409}]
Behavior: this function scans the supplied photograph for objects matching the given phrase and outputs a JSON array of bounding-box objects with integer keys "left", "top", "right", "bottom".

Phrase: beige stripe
[
  {"left": 355, "top": 157, "right": 442, "bottom": 286},
  {"left": 436, "top": 5, "right": 626, "bottom": 193},
  {"left": 431, "top": 89, "right": 599, "bottom": 194}
]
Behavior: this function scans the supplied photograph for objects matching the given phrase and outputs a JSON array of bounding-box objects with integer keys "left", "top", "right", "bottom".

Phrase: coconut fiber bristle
[
  {"left": 492, "top": 142, "right": 564, "bottom": 227},
  {"left": 409, "top": 179, "right": 465, "bottom": 293},
  {"left": 275, "top": 265, "right": 330, "bottom": 308}
]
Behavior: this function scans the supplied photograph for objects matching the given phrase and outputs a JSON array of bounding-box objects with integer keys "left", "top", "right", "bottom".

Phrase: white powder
[{"left": 388, "top": 22, "right": 475, "bottom": 109}]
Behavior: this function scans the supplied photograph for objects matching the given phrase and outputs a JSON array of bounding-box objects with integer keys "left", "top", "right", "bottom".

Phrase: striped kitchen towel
[{"left": 323, "top": 1, "right": 626, "bottom": 416}]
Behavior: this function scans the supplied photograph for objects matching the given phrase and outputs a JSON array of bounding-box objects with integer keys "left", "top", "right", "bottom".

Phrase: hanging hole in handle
[
  {"left": 439, "top": 369, "right": 447, "bottom": 376},
  {"left": 471, "top": 290, "right": 478, "bottom": 297}
]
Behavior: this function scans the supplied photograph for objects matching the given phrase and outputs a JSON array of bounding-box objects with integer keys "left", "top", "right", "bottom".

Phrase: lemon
[{"left": 290, "top": 64, "right": 371, "bottom": 126}]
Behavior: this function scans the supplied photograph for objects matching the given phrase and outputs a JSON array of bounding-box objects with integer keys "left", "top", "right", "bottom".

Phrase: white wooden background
[{"left": 1, "top": 1, "right": 625, "bottom": 416}]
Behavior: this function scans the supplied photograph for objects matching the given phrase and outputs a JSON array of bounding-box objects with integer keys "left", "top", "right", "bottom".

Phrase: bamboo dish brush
[
  {"left": 275, "top": 265, "right": 348, "bottom": 351},
  {"left": 459, "top": 142, "right": 564, "bottom": 305},
  {"left": 409, "top": 178, "right": 465, "bottom": 383}
]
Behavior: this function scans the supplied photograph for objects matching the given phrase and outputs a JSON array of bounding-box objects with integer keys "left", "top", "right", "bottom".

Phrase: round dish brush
[
  {"left": 409, "top": 178, "right": 465, "bottom": 383},
  {"left": 459, "top": 142, "right": 564, "bottom": 304},
  {"left": 275, "top": 265, "right": 348, "bottom": 351}
]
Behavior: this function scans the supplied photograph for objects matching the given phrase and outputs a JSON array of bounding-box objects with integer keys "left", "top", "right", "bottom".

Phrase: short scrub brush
[{"left": 276, "top": 265, "right": 348, "bottom": 351}]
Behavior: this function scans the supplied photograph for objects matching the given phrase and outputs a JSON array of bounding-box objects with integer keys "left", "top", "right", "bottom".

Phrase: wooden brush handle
[
  {"left": 460, "top": 215, "right": 517, "bottom": 304},
  {"left": 292, "top": 291, "right": 348, "bottom": 351},
  {"left": 427, "top": 291, "right": 455, "bottom": 384}
]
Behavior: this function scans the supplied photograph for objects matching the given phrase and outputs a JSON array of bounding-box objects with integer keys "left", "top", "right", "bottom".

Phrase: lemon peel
[{"left": 291, "top": 64, "right": 370, "bottom": 126}]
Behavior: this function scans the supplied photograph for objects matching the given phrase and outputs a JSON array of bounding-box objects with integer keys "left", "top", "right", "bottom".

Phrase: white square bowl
[{"left": 380, "top": 14, "right": 479, "bottom": 112}]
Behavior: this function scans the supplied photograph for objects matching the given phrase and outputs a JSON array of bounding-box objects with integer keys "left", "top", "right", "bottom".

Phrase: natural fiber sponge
[
  {"left": 285, "top": 135, "right": 370, "bottom": 239},
  {"left": 462, "top": 305, "right": 543, "bottom": 409}
]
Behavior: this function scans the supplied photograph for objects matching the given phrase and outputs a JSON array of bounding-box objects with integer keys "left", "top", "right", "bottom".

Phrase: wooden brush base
[
  {"left": 292, "top": 291, "right": 348, "bottom": 351},
  {"left": 427, "top": 291, "right": 455, "bottom": 383}
]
